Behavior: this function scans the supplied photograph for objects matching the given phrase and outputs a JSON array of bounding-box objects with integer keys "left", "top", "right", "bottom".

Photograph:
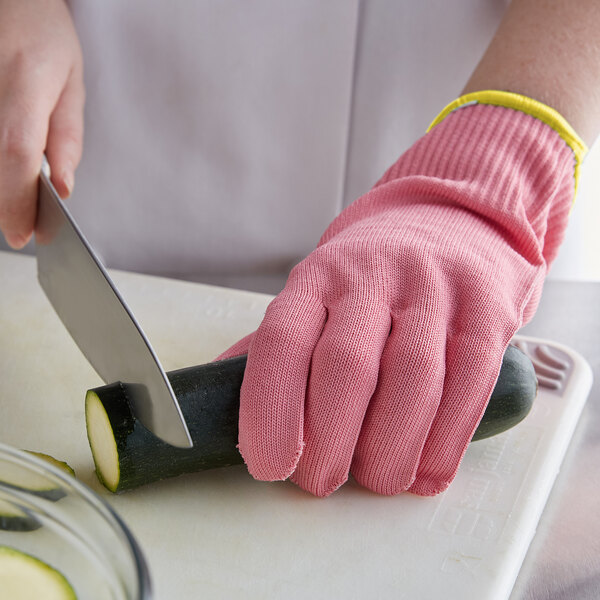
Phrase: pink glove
[{"left": 218, "top": 97, "right": 580, "bottom": 497}]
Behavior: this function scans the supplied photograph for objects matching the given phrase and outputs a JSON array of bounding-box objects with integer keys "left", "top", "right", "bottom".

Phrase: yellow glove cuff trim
[{"left": 427, "top": 90, "right": 588, "bottom": 196}]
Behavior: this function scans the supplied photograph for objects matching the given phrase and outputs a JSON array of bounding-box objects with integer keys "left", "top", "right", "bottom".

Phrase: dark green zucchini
[
  {"left": 86, "top": 357, "right": 245, "bottom": 493},
  {"left": 471, "top": 345, "right": 538, "bottom": 441},
  {"left": 85, "top": 346, "right": 537, "bottom": 493}
]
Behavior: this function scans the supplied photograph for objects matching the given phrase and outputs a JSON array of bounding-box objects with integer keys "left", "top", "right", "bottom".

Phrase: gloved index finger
[{"left": 237, "top": 289, "right": 327, "bottom": 482}]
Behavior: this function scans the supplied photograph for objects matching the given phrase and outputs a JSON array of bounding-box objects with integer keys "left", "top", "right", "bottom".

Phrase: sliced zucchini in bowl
[
  {"left": 0, "top": 500, "right": 40, "bottom": 532},
  {"left": 0, "top": 452, "right": 75, "bottom": 502},
  {"left": 0, "top": 545, "right": 76, "bottom": 599}
]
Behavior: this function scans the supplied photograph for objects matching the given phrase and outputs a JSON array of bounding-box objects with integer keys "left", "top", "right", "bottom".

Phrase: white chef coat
[{"left": 3, "top": 1, "right": 598, "bottom": 289}]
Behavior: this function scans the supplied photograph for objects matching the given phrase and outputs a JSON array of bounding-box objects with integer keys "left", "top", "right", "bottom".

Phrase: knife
[{"left": 35, "top": 158, "right": 193, "bottom": 448}]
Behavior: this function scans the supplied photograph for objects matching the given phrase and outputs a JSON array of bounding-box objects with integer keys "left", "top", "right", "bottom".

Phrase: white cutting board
[{"left": 0, "top": 252, "right": 593, "bottom": 599}]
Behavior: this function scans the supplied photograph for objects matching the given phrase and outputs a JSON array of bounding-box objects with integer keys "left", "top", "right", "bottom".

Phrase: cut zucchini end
[
  {"left": 85, "top": 391, "right": 120, "bottom": 493},
  {"left": 0, "top": 545, "right": 76, "bottom": 599}
]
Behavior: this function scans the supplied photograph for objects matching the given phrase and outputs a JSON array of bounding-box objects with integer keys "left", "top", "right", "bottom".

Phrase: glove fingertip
[
  {"left": 352, "top": 464, "right": 417, "bottom": 497},
  {"left": 408, "top": 474, "right": 453, "bottom": 497},
  {"left": 290, "top": 468, "right": 348, "bottom": 498},
  {"left": 240, "top": 439, "right": 304, "bottom": 482}
]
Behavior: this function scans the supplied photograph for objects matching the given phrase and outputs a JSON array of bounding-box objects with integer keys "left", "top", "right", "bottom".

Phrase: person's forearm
[{"left": 462, "top": 0, "right": 600, "bottom": 146}]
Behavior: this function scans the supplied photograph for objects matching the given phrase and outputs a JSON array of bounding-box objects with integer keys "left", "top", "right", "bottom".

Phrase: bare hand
[{"left": 0, "top": 0, "right": 85, "bottom": 248}]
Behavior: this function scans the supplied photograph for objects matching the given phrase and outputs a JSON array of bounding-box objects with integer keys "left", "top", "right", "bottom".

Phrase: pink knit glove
[{"left": 218, "top": 100, "right": 579, "bottom": 497}]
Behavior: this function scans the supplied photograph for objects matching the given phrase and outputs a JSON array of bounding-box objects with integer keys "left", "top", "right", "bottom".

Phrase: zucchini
[
  {"left": 0, "top": 500, "right": 40, "bottom": 532},
  {"left": 86, "top": 346, "right": 537, "bottom": 493},
  {"left": 0, "top": 452, "right": 75, "bottom": 502},
  {"left": 471, "top": 345, "right": 538, "bottom": 441},
  {"left": 0, "top": 545, "right": 76, "bottom": 599},
  {"left": 26, "top": 452, "right": 76, "bottom": 479},
  {"left": 86, "top": 356, "right": 245, "bottom": 493}
]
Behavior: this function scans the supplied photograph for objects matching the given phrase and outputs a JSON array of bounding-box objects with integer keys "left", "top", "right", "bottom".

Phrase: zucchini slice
[
  {"left": 0, "top": 545, "right": 76, "bottom": 599},
  {"left": 0, "top": 500, "right": 40, "bottom": 532},
  {"left": 0, "top": 453, "right": 75, "bottom": 502},
  {"left": 86, "top": 347, "right": 537, "bottom": 493},
  {"left": 26, "top": 452, "right": 76, "bottom": 479}
]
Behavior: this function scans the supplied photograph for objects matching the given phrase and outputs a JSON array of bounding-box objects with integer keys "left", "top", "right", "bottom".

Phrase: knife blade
[{"left": 35, "top": 159, "right": 193, "bottom": 448}]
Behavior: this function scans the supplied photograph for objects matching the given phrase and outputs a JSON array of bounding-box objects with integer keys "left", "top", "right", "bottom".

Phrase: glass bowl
[{"left": 0, "top": 442, "right": 151, "bottom": 599}]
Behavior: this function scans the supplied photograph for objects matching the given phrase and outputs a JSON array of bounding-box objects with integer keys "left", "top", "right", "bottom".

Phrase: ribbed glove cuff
[
  {"left": 428, "top": 90, "right": 587, "bottom": 195},
  {"left": 371, "top": 94, "right": 580, "bottom": 267}
]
